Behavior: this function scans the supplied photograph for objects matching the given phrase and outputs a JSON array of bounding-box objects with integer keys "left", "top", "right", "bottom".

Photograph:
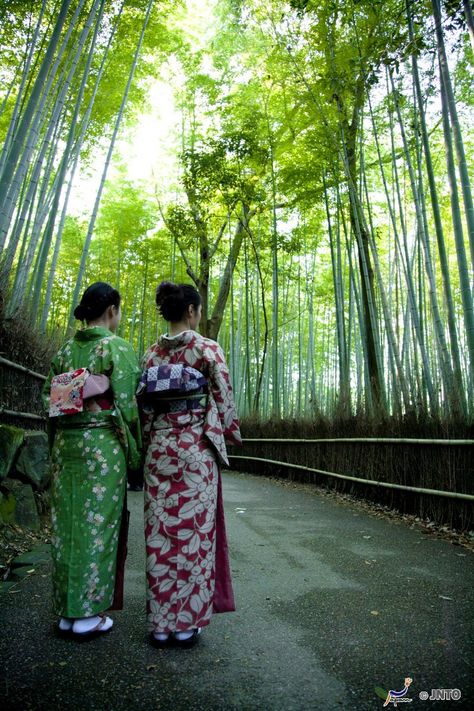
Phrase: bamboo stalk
[
  {"left": 432, "top": 0, "right": 474, "bottom": 269},
  {"left": 0, "top": 0, "right": 48, "bottom": 181},
  {"left": 464, "top": 0, "right": 474, "bottom": 51},
  {"left": 32, "top": 0, "right": 104, "bottom": 321},
  {"left": 0, "top": 0, "right": 73, "bottom": 249},
  {"left": 0, "top": 0, "right": 87, "bottom": 252},
  {"left": 67, "top": 0, "right": 154, "bottom": 330},
  {"left": 390, "top": 69, "right": 454, "bottom": 414},
  {"left": 406, "top": 1, "right": 467, "bottom": 409}
]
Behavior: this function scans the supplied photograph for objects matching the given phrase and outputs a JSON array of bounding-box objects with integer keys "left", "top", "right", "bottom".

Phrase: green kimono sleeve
[{"left": 108, "top": 337, "right": 142, "bottom": 471}]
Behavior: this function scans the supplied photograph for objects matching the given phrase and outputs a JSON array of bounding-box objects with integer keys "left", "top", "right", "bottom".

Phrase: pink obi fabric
[{"left": 49, "top": 368, "right": 110, "bottom": 417}]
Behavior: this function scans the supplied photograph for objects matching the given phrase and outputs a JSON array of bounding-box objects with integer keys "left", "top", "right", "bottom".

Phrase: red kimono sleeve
[{"left": 207, "top": 343, "right": 242, "bottom": 447}]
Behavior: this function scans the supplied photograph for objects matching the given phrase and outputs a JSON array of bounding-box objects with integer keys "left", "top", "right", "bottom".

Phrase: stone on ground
[
  {"left": 14, "top": 431, "right": 50, "bottom": 490},
  {"left": 1, "top": 480, "right": 40, "bottom": 530},
  {"left": 0, "top": 425, "right": 24, "bottom": 482},
  {"left": 11, "top": 546, "right": 51, "bottom": 568},
  {"left": 0, "top": 489, "right": 16, "bottom": 524}
]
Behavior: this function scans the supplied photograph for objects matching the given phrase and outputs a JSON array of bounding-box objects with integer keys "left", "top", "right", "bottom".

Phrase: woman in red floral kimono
[{"left": 140, "top": 282, "right": 241, "bottom": 647}]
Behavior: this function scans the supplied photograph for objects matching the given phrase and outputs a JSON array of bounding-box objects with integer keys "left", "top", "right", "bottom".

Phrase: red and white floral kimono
[{"left": 141, "top": 329, "right": 242, "bottom": 634}]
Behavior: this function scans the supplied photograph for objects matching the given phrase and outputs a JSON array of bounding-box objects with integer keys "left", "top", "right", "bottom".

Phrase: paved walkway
[{"left": 1, "top": 471, "right": 473, "bottom": 710}]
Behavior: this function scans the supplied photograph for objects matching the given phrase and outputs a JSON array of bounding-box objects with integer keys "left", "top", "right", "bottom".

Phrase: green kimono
[{"left": 43, "top": 327, "right": 141, "bottom": 618}]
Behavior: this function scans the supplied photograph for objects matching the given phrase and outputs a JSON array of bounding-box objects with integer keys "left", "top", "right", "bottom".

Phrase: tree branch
[
  {"left": 153, "top": 186, "right": 199, "bottom": 285},
  {"left": 209, "top": 211, "right": 232, "bottom": 260}
]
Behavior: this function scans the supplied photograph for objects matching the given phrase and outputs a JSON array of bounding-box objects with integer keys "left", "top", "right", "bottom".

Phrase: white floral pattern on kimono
[{"left": 141, "top": 330, "right": 241, "bottom": 634}]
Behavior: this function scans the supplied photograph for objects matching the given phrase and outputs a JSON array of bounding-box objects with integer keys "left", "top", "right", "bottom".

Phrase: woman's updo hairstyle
[
  {"left": 73, "top": 282, "right": 121, "bottom": 322},
  {"left": 156, "top": 281, "right": 201, "bottom": 322}
]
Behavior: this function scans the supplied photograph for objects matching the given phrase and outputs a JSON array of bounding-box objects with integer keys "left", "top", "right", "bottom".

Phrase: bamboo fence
[{"left": 0, "top": 355, "right": 47, "bottom": 429}]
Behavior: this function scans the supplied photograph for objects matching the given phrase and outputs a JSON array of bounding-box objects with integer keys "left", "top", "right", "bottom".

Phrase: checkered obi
[{"left": 137, "top": 364, "right": 208, "bottom": 414}]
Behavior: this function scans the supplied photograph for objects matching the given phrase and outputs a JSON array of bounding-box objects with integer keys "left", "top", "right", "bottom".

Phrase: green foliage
[{"left": 1, "top": 0, "right": 474, "bottom": 419}]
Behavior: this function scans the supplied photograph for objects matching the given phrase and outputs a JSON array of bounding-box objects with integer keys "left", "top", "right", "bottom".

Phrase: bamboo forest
[
  {"left": 0, "top": 0, "right": 473, "bottom": 424},
  {"left": 1, "top": 3, "right": 474, "bottom": 708}
]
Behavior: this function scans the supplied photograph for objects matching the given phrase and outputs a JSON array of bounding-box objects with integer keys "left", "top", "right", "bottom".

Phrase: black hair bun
[
  {"left": 73, "top": 304, "right": 87, "bottom": 321},
  {"left": 156, "top": 281, "right": 183, "bottom": 306},
  {"left": 155, "top": 281, "right": 201, "bottom": 322},
  {"left": 73, "top": 282, "right": 120, "bottom": 323}
]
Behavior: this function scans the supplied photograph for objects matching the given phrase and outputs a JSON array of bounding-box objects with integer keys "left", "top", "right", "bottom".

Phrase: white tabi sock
[
  {"left": 58, "top": 617, "right": 73, "bottom": 631},
  {"left": 175, "top": 628, "right": 201, "bottom": 641},
  {"left": 72, "top": 615, "right": 113, "bottom": 634}
]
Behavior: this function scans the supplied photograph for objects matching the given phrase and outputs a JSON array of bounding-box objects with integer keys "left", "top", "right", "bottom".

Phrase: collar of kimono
[
  {"left": 74, "top": 326, "right": 114, "bottom": 342},
  {"left": 159, "top": 329, "right": 196, "bottom": 349}
]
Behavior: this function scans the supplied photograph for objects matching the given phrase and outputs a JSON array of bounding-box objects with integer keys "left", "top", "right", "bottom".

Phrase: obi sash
[
  {"left": 137, "top": 364, "right": 208, "bottom": 414},
  {"left": 49, "top": 368, "right": 111, "bottom": 417}
]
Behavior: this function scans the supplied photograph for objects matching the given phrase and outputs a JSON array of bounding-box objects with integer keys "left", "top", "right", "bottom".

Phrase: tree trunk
[{"left": 207, "top": 204, "right": 250, "bottom": 340}]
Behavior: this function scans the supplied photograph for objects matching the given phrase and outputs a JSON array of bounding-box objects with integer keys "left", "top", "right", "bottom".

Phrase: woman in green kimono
[{"left": 43, "top": 282, "right": 141, "bottom": 637}]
